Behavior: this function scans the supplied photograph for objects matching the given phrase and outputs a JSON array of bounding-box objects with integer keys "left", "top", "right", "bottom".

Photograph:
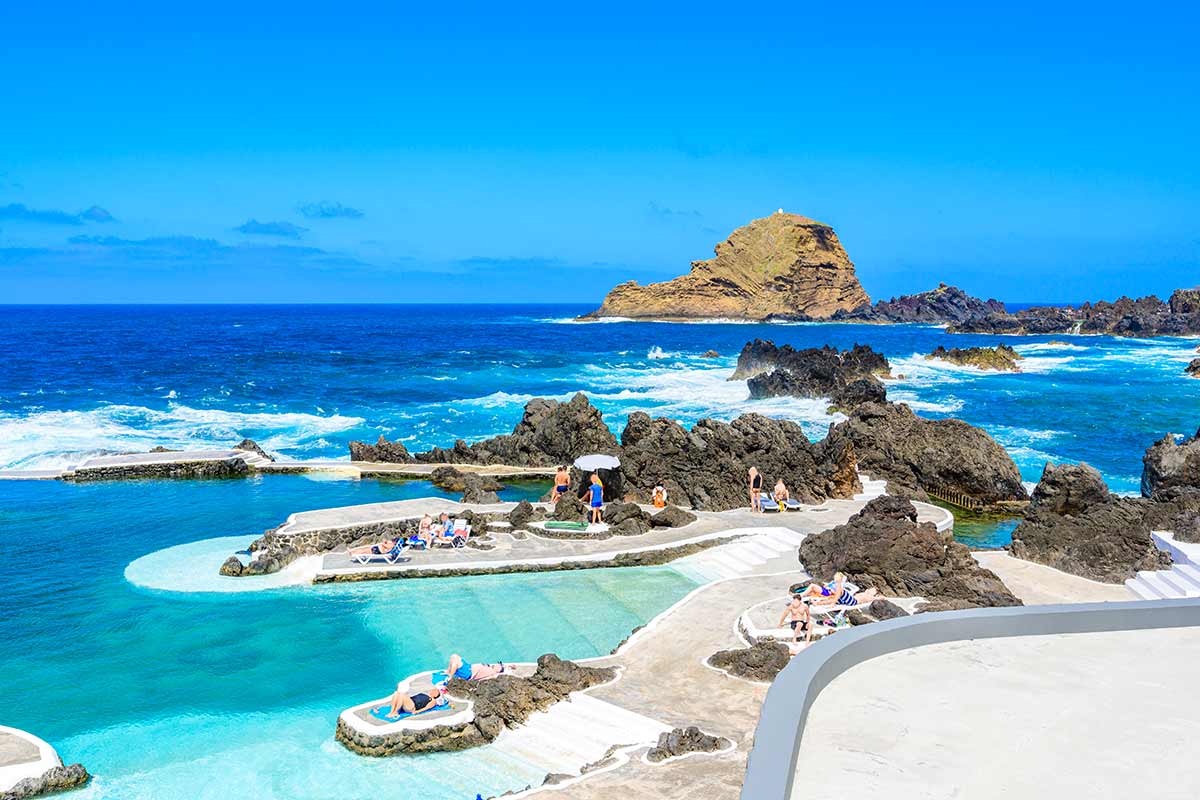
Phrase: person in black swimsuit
[
  {"left": 749, "top": 467, "right": 763, "bottom": 512},
  {"left": 379, "top": 685, "right": 446, "bottom": 719}
]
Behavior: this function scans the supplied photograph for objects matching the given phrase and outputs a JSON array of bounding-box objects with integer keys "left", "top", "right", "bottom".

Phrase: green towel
[{"left": 544, "top": 520, "right": 590, "bottom": 530}]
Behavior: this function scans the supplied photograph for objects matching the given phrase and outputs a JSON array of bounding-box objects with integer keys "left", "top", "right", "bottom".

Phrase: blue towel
[
  {"left": 369, "top": 705, "right": 416, "bottom": 721},
  {"left": 430, "top": 670, "right": 448, "bottom": 686}
]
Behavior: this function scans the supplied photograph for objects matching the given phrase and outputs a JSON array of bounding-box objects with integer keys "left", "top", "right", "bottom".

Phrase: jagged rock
[
  {"left": 148, "top": 445, "right": 178, "bottom": 453},
  {"left": 348, "top": 434, "right": 413, "bottom": 463},
  {"left": 1009, "top": 463, "right": 1172, "bottom": 582},
  {"left": 219, "top": 556, "right": 244, "bottom": 577},
  {"left": 829, "top": 378, "right": 888, "bottom": 411},
  {"left": 459, "top": 473, "right": 502, "bottom": 504},
  {"left": 834, "top": 283, "right": 1006, "bottom": 325},
  {"left": 645, "top": 727, "right": 731, "bottom": 763},
  {"left": 1143, "top": 431, "right": 1200, "bottom": 499},
  {"left": 414, "top": 393, "right": 619, "bottom": 467},
  {"left": 507, "top": 499, "right": 544, "bottom": 528},
  {"left": 602, "top": 502, "right": 652, "bottom": 535},
  {"left": 582, "top": 212, "right": 869, "bottom": 320},
  {"left": 868, "top": 598, "right": 908, "bottom": 620},
  {"left": 951, "top": 289, "right": 1200, "bottom": 337},
  {"left": 732, "top": 339, "right": 889, "bottom": 381},
  {"left": 798, "top": 496, "right": 1021, "bottom": 608},
  {"left": 233, "top": 438, "right": 275, "bottom": 461},
  {"left": 620, "top": 411, "right": 860, "bottom": 511},
  {"left": 2, "top": 763, "right": 91, "bottom": 800},
  {"left": 701, "top": 349, "right": 720, "bottom": 358},
  {"left": 650, "top": 505, "right": 697, "bottom": 528},
  {"left": 1187, "top": 359, "right": 1200, "bottom": 378},
  {"left": 542, "top": 773, "right": 573, "bottom": 786},
  {"left": 823, "top": 402, "right": 1027, "bottom": 506},
  {"left": 552, "top": 492, "right": 588, "bottom": 521},
  {"left": 708, "top": 640, "right": 791, "bottom": 682},
  {"left": 926, "top": 344, "right": 1023, "bottom": 372}
]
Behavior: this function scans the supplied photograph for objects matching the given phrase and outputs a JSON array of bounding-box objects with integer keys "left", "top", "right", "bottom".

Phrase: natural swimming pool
[{"left": 0, "top": 475, "right": 699, "bottom": 799}]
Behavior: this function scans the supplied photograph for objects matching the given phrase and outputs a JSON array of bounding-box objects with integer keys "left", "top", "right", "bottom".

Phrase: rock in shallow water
[
  {"left": 645, "top": 726, "right": 731, "bottom": 762},
  {"left": 708, "top": 640, "right": 791, "bottom": 682}
]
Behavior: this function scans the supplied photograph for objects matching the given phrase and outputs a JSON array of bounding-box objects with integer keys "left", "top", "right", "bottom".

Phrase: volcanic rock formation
[
  {"left": 951, "top": 288, "right": 1200, "bottom": 337},
  {"left": 834, "top": 283, "right": 1006, "bottom": 324},
  {"left": 798, "top": 496, "right": 1021, "bottom": 611},
  {"left": 348, "top": 434, "right": 413, "bottom": 463},
  {"left": 583, "top": 211, "right": 869, "bottom": 320},
  {"left": 1008, "top": 462, "right": 1172, "bottom": 582},
  {"left": 926, "top": 344, "right": 1023, "bottom": 371},
  {"left": 822, "top": 402, "right": 1028, "bottom": 507}
]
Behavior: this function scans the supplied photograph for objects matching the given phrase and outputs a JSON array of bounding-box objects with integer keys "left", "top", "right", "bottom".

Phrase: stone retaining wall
[
  {"left": 64, "top": 457, "right": 250, "bottom": 482},
  {"left": 313, "top": 535, "right": 743, "bottom": 583}
]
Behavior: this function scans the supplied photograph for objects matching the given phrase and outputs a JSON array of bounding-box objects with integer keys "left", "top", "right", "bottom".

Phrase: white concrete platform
[
  {"left": 792, "top": 626, "right": 1200, "bottom": 799},
  {"left": 0, "top": 726, "right": 61, "bottom": 793}
]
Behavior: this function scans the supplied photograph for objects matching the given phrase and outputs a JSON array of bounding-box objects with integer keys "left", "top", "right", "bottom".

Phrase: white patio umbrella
[{"left": 573, "top": 453, "right": 620, "bottom": 472}]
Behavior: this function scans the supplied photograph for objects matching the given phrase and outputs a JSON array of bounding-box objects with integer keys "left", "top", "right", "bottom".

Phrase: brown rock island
[{"left": 581, "top": 211, "right": 869, "bottom": 321}]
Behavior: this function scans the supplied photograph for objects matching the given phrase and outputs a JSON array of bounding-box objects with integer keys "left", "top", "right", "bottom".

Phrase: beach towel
[{"left": 544, "top": 520, "right": 589, "bottom": 530}]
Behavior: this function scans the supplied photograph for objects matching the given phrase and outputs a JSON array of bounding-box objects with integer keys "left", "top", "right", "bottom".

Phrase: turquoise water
[{"left": 0, "top": 476, "right": 698, "bottom": 799}]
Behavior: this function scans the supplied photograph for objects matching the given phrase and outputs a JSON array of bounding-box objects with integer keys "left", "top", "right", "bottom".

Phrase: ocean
[{"left": 1, "top": 304, "right": 1196, "bottom": 798}]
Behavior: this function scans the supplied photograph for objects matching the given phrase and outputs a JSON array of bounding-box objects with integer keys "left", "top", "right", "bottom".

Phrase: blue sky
[{"left": 1, "top": 1, "right": 1197, "bottom": 304}]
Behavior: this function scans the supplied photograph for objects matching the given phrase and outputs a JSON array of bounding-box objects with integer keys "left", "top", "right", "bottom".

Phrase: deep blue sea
[{"left": 1, "top": 304, "right": 1197, "bottom": 798}]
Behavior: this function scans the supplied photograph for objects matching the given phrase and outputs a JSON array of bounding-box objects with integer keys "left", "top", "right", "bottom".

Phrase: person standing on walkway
[
  {"left": 749, "top": 467, "right": 763, "bottom": 512},
  {"left": 587, "top": 473, "right": 605, "bottom": 524}
]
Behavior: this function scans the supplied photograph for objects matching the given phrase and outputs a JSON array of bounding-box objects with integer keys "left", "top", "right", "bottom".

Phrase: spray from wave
[{"left": 0, "top": 404, "right": 365, "bottom": 470}]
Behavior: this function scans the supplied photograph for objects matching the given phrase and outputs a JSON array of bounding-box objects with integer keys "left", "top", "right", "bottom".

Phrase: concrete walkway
[
  {"left": 0, "top": 727, "right": 59, "bottom": 793},
  {"left": 973, "top": 550, "right": 1135, "bottom": 604},
  {"left": 792, "top": 627, "right": 1200, "bottom": 799}
]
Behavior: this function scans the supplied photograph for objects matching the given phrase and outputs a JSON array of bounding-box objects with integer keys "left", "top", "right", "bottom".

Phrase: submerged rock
[
  {"left": 348, "top": 435, "right": 413, "bottom": 463},
  {"left": 645, "top": 727, "right": 731, "bottom": 762},
  {"left": 1187, "top": 359, "right": 1200, "bottom": 378},
  {"left": 582, "top": 211, "right": 869, "bottom": 321},
  {"left": 823, "top": 402, "right": 1027, "bottom": 507},
  {"left": 619, "top": 411, "right": 860, "bottom": 511},
  {"left": 798, "top": 496, "right": 1021, "bottom": 609},
  {"left": 1009, "top": 463, "right": 1172, "bottom": 582},
  {"left": 926, "top": 344, "right": 1023, "bottom": 372},
  {"left": 707, "top": 639, "right": 791, "bottom": 682},
  {"left": 701, "top": 349, "right": 720, "bottom": 358}
]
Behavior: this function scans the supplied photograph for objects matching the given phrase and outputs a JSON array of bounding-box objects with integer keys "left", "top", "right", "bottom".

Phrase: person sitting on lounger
[
  {"left": 772, "top": 479, "right": 789, "bottom": 509},
  {"left": 651, "top": 485, "right": 668, "bottom": 508},
  {"left": 552, "top": 466, "right": 571, "bottom": 504},
  {"left": 778, "top": 594, "right": 813, "bottom": 645},
  {"left": 348, "top": 536, "right": 401, "bottom": 559},
  {"left": 587, "top": 473, "right": 604, "bottom": 524},
  {"left": 416, "top": 514, "right": 434, "bottom": 548},
  {"left": 749, "top": 467, "right": 763, "bottom": 512},
  {"left": 446, "top": 654, "right": 506, "bottom": 682},
  {"left": 378, "top": 684, "right": 447, "bottom": 719},
  {"left": 811, "top": 572, "right": 882, "bottom": 607}
]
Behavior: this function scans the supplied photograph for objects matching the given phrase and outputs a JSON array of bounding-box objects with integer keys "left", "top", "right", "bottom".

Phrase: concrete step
[
  {"left": 1172, "top": 563, "right": 1200, "bottom": 592},
  {"left": 1155, "top": 569, "right": 1200, "bottom": 598},
  {"left": 1125, "top": 577, "right": 1162, "bottom": 601},
  {"left": 1134, "top": 571, "right": 1176, "bottom": 599}
]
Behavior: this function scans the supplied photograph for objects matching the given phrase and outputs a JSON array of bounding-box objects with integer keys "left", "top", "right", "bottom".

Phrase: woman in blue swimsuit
[
  {"left": 446, "top": 654, "right": 506, "bottom": 682},
  {"left": 587, "top": 473, "right": 604, "bottom": 524}
]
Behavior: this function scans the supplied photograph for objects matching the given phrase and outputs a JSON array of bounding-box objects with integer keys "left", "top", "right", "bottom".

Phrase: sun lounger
[
  {"left": 782, "top": 498, "right": 804, "bottom": 511},
  {"left": 350, "top": 538, "right": 410, "bottom": 565},
  {"left": 758, "top": 492, "right": 781, "bottom": 512},
  {"left": 433, "top": 520, "right": 471, "bottom": 548}
]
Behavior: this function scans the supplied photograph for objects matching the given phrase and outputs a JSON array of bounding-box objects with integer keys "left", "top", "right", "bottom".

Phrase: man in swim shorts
[{"left": 380, "top": 685, "right": 446, "bottom": 719}]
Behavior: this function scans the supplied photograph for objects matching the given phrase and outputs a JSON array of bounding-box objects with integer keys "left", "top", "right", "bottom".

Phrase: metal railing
[{"left": 740, "top": 598, "right": 1200, "bottom": 800}]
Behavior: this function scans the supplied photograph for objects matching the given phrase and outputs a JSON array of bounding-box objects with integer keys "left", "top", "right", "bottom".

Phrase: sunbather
[
  {"left": 773, "top": 479, "right": 789, "bottom": 505},
  {"left": 778, "top": 594, "right": 813, "bottom": 644},
  {"left": 749, "top": 467, "right": 763, "bottom": 512},
  {"left": 416, "top": 514, "right": 434, "bottom": 548},
  {"left": 348, "top": 536, "right": 401, "bottom": 558},
  {"left": 811, "top": 572, "right": 882, "bottom": 607},
  {"left": 651, "top": 485, "right": 668, "bottom": 508},
  {"left": 446, "top": 654, "right": 506, "bottom": 681},
  {"left": 552, "top": 466, "right": 571, "bottom": 503},
  {"left": 378, "top": 684, "right": 447, "bottom": 719}
]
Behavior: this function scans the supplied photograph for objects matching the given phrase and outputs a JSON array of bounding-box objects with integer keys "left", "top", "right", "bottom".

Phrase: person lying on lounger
[
  {"left": 348, "top": 536, "right": 401, "bottom": 559},
  {"left": 446, "top": 654, "right": 506, "bottom": 681},
  {"left": 778, "top": 594, "right": 813, "bottom": 645},
  {"left": 378, "top": 685, "right": 447, "bottom": 719},
  {"left": 811, "top": 572, "right": 882, "bottom": 607}
]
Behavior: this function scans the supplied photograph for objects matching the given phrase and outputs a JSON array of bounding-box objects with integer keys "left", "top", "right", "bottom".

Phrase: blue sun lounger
[{"left": 350, "top": 538, "right": 410, "bottom": 566}]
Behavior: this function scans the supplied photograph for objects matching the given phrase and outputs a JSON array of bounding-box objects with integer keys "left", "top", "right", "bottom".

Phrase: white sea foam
[
  {"left": 887, "top": 390, "right": 964, "bottom": 414},
  {"left": 1012, "top": 342, "right": 1088, "bottom": 353},
  {"left": 646, "top": 346, "right": 679, "bottom": 360},
  {"left": 0, "top": 403, "right": 364, "bottom": 470},
  {"left": 543, "top": 315, "right": 635, "bottom": 324}
]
